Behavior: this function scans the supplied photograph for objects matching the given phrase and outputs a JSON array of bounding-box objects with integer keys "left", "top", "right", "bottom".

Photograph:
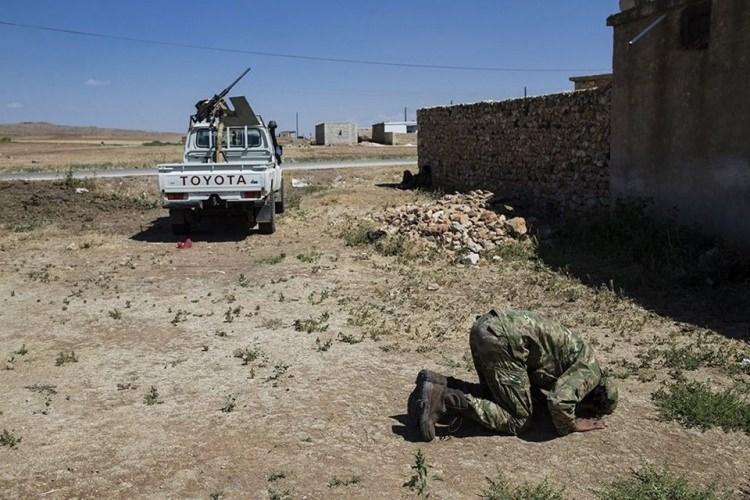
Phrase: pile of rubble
[{"left": 375, "top": 190, "right": 528, "bottom": 264}]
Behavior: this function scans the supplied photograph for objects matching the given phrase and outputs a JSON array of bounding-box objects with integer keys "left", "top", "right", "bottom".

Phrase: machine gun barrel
[
  {"left": 193, "top": 67, "right": 251, "bottom": 123},
  {"left": 216, "top": 67, "right": 251, "bottom": 100}
]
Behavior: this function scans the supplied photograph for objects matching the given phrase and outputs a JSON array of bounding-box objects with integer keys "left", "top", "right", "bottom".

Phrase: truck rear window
[
  {"left": 247, "top": 129, "right": 262, "bottom": 147},
  {"left": 196, "top": 129, "right": 211, "bottom": 148},
  {"left": 229, "top": 128, "right": 244, "bottom": 148}
]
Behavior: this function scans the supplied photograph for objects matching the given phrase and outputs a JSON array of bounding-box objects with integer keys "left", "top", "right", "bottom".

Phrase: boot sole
[
  {"left": 416, "top": 369, "right": 447, "bottom": 386},
  {"left": 418, "top": 381, "right": 437, "bottom": 442}
]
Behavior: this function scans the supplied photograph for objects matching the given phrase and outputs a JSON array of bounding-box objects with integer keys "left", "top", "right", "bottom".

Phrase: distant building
[
  {"left": 569, "top": 73, "right": 613, "bottom": 90},
  {"left": 372, "top": 121, "right": 418, "bottom": 145},
  {"left": 315, "top": 122, "right": 357, "bottom": 146},
  {"left": 277, "top": 130, "right": 297, "bottom": 142}
]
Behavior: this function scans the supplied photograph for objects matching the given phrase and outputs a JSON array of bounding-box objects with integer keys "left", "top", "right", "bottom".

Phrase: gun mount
[{"left": 191, "top": 67, "right": 251, "bottom": 125}]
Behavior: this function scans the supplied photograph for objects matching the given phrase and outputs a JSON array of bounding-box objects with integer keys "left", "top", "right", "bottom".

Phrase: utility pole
[
  {"left": 524, "top": 86, "right": 528, "bottom": 98},
  {"left": 295, "top": 112, "right": 299, "bottom": 138},
  {"left": 404, "top": 106, "right": 407, "bottom": 122}
]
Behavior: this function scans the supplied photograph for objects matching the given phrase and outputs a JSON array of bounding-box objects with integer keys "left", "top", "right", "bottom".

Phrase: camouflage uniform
[{"left": 465, "top": 309, "right": 615, "bottom": 436}]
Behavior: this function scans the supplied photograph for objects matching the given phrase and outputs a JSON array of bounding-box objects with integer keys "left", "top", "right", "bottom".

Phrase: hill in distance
[{"left": 0, "top": 122, "right": 181, "bottom": 141}]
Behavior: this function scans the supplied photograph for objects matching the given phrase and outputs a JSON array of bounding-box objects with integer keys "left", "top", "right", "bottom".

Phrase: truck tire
[
  {"left": 172, "top": 223, "right": 190, "bottom": 235},
  {"left": 275, "top": 180, "right": 285, "bottom": 214},
  {"left": 169, "top": 208, "right": 190, "bottom": 235},
  {"left": 258, "top": 199, "right": 276, "bottom": 235}
]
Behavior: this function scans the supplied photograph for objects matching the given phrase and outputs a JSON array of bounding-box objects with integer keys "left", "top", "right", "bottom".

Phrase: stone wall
[{"left": 417, "top": 87, "right": 611, "bottom": 214}]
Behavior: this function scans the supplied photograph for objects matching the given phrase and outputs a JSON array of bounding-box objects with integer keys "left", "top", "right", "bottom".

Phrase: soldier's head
[{"left": 579, "top": 376, "right": 618, "bottom": 416}]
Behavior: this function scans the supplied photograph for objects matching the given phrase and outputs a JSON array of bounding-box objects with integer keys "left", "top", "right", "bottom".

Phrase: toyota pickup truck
[{"left": 157, "top": 71, "right": 284, "bottom": 235}]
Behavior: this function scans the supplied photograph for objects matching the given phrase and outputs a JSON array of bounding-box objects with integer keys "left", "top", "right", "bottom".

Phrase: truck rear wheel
[
  {"left": 169, "top": 208, "right": 190, "bottom": 236},
  {"left": 258, "top": 200, "right": 276, "bottom": 235},
  {"left": 172, "top": 223, "right": 190, "bottom": 235}
]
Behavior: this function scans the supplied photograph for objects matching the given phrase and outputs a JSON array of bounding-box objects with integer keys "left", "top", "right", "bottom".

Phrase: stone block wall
[{"left": 417, "top": 87, "right": 611, "bottom": 214}]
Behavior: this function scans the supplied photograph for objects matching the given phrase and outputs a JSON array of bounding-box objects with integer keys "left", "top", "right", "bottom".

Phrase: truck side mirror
[{"left": 275, "top": 145, "right": 283, "bottom": 157}]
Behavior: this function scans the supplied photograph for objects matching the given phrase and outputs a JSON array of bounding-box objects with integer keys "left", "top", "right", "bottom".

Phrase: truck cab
[{"left": 157, "top": 96, "right": 284, "bottom": 235}]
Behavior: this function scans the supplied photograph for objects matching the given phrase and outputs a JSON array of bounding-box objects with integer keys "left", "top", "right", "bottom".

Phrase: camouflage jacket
[{"left": 470, "top": 309, "right": 602, "bottom": 435}]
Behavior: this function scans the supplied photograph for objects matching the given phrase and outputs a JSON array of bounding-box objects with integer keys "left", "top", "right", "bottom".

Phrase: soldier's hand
[{"left": 573, "top": 418, "right": 607, "bottom": 432}]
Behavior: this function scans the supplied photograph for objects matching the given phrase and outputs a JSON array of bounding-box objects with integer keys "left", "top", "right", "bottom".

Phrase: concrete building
[
  {"left": 277, "top": 130, "right": 297, "bottom": 142},
  {"left": 570, "top": 73, "right": 613, "bottom": 91},
  {"left": 372, "top": 121, "right": 418, "bottom": 145},
  {"left": 314, "top": 122, "right": 357, "bottom": 146},
  {"left": 607, "top": 0, "right": 750, "bottom": 248}
]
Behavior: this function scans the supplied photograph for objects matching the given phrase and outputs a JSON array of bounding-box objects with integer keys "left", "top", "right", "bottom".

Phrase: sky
[{"left": 0, "top": 1, "right": 619, "bottom": 135}]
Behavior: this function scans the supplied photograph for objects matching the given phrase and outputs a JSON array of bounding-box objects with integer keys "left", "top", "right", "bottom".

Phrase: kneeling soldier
[{"left": 410, "top": 309, "right": 618, "bottom": 441}]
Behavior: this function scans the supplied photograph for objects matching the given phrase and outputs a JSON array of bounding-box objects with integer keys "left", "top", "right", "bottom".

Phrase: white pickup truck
[{"left": 157, "top": 96, "right": 284, "bottom": 235}]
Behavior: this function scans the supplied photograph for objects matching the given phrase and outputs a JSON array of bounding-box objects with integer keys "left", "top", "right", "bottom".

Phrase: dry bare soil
[
  {"left": 0, "top": 122, "right": 416, "bottom": 173},
  {"left": 0, "top": 167, "right": 748, "bottom": 499}
]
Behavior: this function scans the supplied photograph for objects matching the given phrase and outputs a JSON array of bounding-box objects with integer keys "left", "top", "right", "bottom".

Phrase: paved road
[{"left": 0, "top": 159, "right": 417, "bottom": 182}]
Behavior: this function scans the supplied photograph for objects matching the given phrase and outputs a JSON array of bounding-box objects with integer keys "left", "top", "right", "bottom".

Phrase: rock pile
[{"left": 376, "top": 190, "right": 528, "bottom": 263}]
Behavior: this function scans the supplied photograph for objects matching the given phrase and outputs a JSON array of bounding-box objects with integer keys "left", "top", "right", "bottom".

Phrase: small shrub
[
  {"left": 266, "top": 362, "right": 290, "bottom": 382},
  {"left": 258, "top": 253, "right": 286, "bottom": 265},
  {"left": 267, "top": 487, "right": 291, "bottom": 500},
  {"left": 480, "top": 471, "right": 563, "bottom": 500},
  {"left": 15, "top": 344, "right": 28, "bottom": 356},
  {"left": 233, "top": 346, "right": 265, "bottom": 366},
  {"left": 55, "top": 351, "right": 78, "bottom": 366},
  {"left": 267, "top": 471, "right": 286, "bottom": 482},
  {"left": 308, "top": 289, "right": 330, "bottom": 305},
  {"left": 60, "top": 168, "right": 95, "bottom": 191},
  {"left": 261, "top": 318, "right": 283, "bottom": 330},
  {"left": 224, "top": 306, "right": 242, "bottom": 323},
  {"left": 403, "top": 449, "right": 429, "bottom": 499},
  {"left": 129, "top": 193, "right": 159, "bottom": 210},
  {"left": 0, "top": 429, "right": 21, "bottom": 448},
  {"left": 108, "top": 308, "right": 122, "bottom": 320},
  {"left": 285, "top": 184, "right": 327, "bottom": 211},
  {"left": 340, "top": 221, "right": 375, "bottom": 247},
  {"left": 652, "top": 381, "right": 750, "bottom": 433},
  {"left": 596, "top": 465, "right": 726, "bottom": 500},
  {"left": 293, "top": 312, "right": 330, "bottom": 334},
  {"left": 375, "top": 234, "right": 410, "bottom": 257},
  {"left": 315, "top": 337, "right": 333, "bottom": 352},
  {"left": 328, "top": 475, "right": 361, "bottom": 488},
  {"left": 221, "top": 395, "right": 236, "bottom": 413},
  {"left": 296, "top": 251, "right": 321, "bottom": 263},
  {"left": 171, "top": 310, "right": 189, "bottom": 325},
  {"left": 338, "top": 332, "right": 364, "bottom": 344},
  {"left": 492, "top": 239, "right": 537, "bottom": 264},
  {"left": 143, "top": 385, "right": 161, "bottom": 405},
  {"left": 0, "top": 137, "right": 12, "bottom": 143}
]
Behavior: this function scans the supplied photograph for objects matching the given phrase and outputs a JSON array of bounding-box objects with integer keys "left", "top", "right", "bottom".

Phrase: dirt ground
[
  {"left": 0, "top": 167, "right": 748, "bottom": 499},
  {"left": 0, "top": 130, "right": 416, "bottom": 173}
]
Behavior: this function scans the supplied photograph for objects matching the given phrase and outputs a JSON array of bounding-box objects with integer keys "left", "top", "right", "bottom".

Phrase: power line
[{"left": 0, "top": 20, "right": 611, "bottom": 74}]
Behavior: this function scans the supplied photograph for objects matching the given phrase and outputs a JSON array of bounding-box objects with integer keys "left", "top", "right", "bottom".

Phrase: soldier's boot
[
  {"left": 417, "top": 369, "right": 447, "bottom": 386},
  {"left": 444, "top": 387, "right": 471, "bottom": 418},
  {"left": 417, "top": 385, "right": 472, "bottom": 442},
  {"left": 408, "top": 369, "right": 448, "bottom": 425},
  {"left": 418, "top": 369, "right": 489, "bottom": 399},
  {"left": 416, "top": 379, "right": 447, "bottom": 442}
]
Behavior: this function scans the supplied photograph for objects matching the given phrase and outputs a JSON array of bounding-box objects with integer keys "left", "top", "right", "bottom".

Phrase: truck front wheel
[{"left": 275, "top": 180, "right": 285, "bottom": 214}]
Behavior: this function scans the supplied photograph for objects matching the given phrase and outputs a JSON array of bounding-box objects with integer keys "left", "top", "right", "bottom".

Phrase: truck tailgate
[{"left": 158, "top": 163, "right": 271, "bottom": 192}]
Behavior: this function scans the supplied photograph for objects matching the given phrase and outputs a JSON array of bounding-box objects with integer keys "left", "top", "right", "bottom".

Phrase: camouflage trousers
[{"left": 464, "top": 312, "right": 602, "bottom": 435}]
